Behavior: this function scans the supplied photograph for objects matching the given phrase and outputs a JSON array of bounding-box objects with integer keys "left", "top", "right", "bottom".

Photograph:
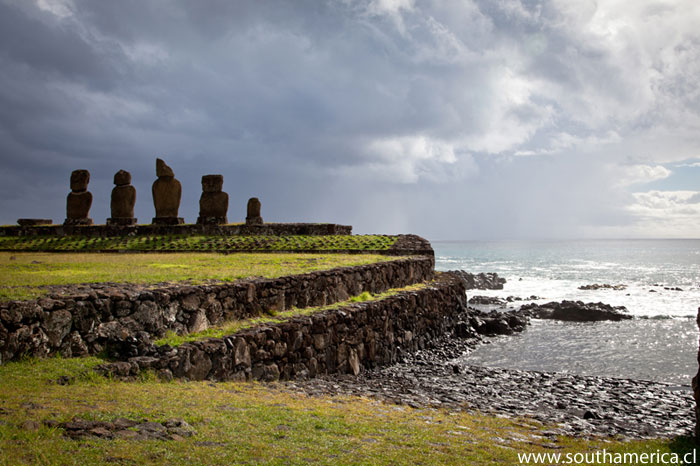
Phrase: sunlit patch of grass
[
  {"left": 0, "top": 356, "right": 694, "bottom": 465},
  {"left": 0, "top": 252, "right": 403, "bottom": 301},
  {"left": 155, "top": 283, "right": 428, "bottom": 347}
]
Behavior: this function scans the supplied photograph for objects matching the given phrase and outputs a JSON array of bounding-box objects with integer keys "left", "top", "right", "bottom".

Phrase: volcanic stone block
[
  {"left": 197, "top": 174, "right": 228, "bottom": 225},
  {"left": 17, "top": 219, "right": 52, "bottom": 226},
  {"left": 64, "top": 169, "right": 93, "bottom": 226},
  {"left": 151, "top": 158, "right": 183, "bottom": 225},
  {"left": 107, "top": 169, "right": 137, "bottom": 226},
  {"left": 245, "top": 197, "right": 263, "bottom": 226}
]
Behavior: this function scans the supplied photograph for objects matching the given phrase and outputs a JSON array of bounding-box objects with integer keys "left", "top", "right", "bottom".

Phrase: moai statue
[
  {"left": 64, "top": 169, "right": 93, "bottom": 226},
  {"left": 151, "top": 158, "right": 183, "bottom": 225},
  {"left": 107, "top": 169, "right": 137, "bottom": 225},
  {"left": 197, "top": 174, "right": 228, "bottom": 225},
  {"left": 245, "top": 197, "right": 263, "bottom": 225}
]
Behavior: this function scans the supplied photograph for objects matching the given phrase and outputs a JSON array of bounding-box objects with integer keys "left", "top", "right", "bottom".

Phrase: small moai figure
[
  {"left": 107, "top": 169, "right": 137, "bottom": 225},
  {"left": 64, "top": 169, "right": 93, "bottom": 226},
  {"left": 245, "top": 197, "right": 263, "bottom": 225},
  {"left": 151, "top": 158, "right": 184, "bottom": 225},
  {"left": 197, "top": 174, "right": 228, "bottom": 225}
]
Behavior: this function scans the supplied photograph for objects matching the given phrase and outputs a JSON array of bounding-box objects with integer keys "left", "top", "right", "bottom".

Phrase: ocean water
[{"left": 433, "top": 240, "right": 700, "bottom": 385}]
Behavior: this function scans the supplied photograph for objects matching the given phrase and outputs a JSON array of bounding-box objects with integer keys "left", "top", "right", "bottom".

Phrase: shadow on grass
[{"left": 667, "top": 435, "right": 698, "bottom": 464}]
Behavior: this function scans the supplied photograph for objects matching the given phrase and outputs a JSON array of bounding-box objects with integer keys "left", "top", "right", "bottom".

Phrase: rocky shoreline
[
  {"left": 95, "top": 270, "right": 693, "bottom": 441},
  {"left": 280, "top": 275, "right": 694, "bottom": 440},
  {"left": 284, "top": 334, "right": 694, "bottom": 440}
]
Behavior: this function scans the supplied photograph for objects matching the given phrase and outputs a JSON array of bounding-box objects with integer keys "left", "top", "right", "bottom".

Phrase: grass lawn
[
  {"left": 0, "top": 357, "right": 695, "bottom": 465},
  {"left": 0, "top": 252, "right": 399, "bottom": 301},
  {"left": 0, "top": 234, "right": 398, "bottom": 253}
]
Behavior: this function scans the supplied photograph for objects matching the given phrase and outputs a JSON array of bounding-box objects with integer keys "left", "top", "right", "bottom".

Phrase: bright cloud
[
  {"left": 35, "top": 0, "right": 73, "bottom": 18},
  {"left": 675, "top": 161, "right": 700, "bottom": 168},
  {"left": 624, "top": 190, "right": 700, "bottom": 237},
  {"left": 617, "top": 165, "right": 672, "bottom": 186},
  {"left": 334, "top": 135, "right": 474, "bottom": 184}
]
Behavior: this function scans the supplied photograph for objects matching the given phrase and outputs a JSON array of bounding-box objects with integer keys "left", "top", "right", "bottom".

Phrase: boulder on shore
[
  {"left": 454, "top": 308, "right": 529, "bottom": 339},
  {"left": 578, "top": 284, "right": 627, "bottom": 291},
  {"left": 450, "top": 271, "right": 506, "bottom": 290},
  {"left": 520, "top": 300, "right": 632, "bottom": 322},
  {"left": 468, "top": 295, "right": 507, "bottom": 306}
]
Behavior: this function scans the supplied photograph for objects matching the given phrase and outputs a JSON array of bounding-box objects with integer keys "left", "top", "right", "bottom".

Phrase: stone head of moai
[
  {"left": 70, "top": 169, "right": 90, "bottom": 192},
  {"left": 152, "top": 158, "right": 183, "bottom": 224},
  {"left": 202, "top": 174, "right": 223, "bottom": 193},
  {"left": 113, "top": 169, "right": 131, "bottom": 186},
  {"left": 245, "top": 197, "right": 263, "bottom": 225},
  {"left": 197, "top": 174, "right": 228, "bottom": 225},
  {"left": 156, "top": 158, "right": 175, "bottom": 178},
  {"left": 65, "top": 169, "right": 93, "bottom": 225},
  {"left": 108, "top": 169, "right": 137, "bottom": 225}
]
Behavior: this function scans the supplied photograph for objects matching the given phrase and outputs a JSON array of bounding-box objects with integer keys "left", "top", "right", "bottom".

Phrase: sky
[{"left": 0, "top": 0, "right": 699, "bottom": 240}]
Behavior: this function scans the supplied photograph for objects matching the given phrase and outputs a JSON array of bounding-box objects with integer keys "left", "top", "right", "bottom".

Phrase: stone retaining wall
[
  {"left": 97, "top": 272, "right": 467, "bottom": 382},
  {"left": 0, "top": 223, "right": 352, "bottom": 237},
  {"left": 0, "top": 257, "right": 434, "bottom": 364}
]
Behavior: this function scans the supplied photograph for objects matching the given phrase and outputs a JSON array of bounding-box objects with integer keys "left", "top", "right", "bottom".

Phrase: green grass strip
[{"left": 0, "top": 234, "right": 398, "bottom": 252}]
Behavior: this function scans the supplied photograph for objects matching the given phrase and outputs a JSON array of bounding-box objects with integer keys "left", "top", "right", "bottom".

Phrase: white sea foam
[
  {"left": 435, "top": 239, "right": 700, "bottom": 382},
  {"left": 434, "top": 239, "right": 700, "bottom": 318}
]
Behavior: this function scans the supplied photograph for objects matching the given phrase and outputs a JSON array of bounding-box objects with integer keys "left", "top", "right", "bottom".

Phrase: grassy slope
[
  {"left": 0, "top": 252, "right": 399, "bottom": 301},
  {"left": 0, "top": 234, "right": 397, "bottom": 253},
  {"left": 0, "top": 357, "right": 694, "bottom": 465}
]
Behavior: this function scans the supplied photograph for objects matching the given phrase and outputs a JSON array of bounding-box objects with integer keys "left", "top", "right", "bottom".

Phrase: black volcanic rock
[
  {"left": 450, "top": 271, "right": 506, "bottom": 290},
  {"left": 53, "top": 417, "right": 195, "bottom": 441},
  {"left": 520, "top": 301, "right": 633, "bottom": 322},
  {"left": 468, "top": 295, "right": 507, "bottom": 306},
  {"left": 578, "top": 284, "right": 627, "bottom": 291},
  {"left": 455, "top": 308, "right": 529, "bottom": 338}
]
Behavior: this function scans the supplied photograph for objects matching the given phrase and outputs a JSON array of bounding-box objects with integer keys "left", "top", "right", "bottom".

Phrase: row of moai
[{"left": 62, "top": 158, "right": 263, "bottom": 226}]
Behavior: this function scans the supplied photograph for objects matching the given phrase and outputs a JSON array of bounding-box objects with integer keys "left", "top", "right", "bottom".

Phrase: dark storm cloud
[
  {"left": 0, "top": 0, "right": 699, "bottom": 238},
  {"left": 0, "top": 2, "right": 121, "bottom": 88}
]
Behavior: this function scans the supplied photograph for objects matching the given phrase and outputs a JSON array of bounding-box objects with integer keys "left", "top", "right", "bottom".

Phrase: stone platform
[{"left": 1, "top": 222, "right": 352, "bottom": 237}]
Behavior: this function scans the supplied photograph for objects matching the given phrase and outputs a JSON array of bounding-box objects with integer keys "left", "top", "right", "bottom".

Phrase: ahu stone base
[
  {"left": 151, "top": 217, "right": 184, "bottom": 225},
  {"left": 107, "top": 217, "right": 138, "bottom": 226}
]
